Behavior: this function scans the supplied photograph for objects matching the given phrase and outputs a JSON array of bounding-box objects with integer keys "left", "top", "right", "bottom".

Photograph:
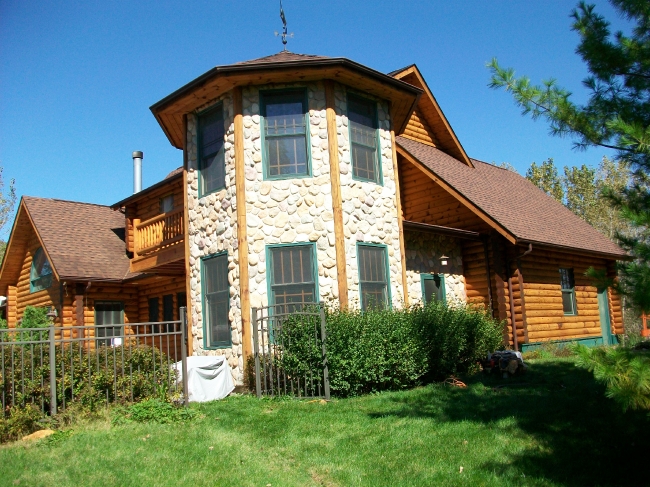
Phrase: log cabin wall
[
  {"left": 124, "top": 176, "right": 183, "bottom": 253},
  {"left": 11, "top": 232, "right": 61, "bottom": 327},
  {"left": 518, "top": 247, "right": 619, "bottom": 343},
  {"left": 401, "top": 108, "right": 439, "bottom": 147},
  {"left": 461, "top": 239, "right": 490, "bottom": 310},
  {"left": 136, "top": 276, "right": 186, "bottom": 323}
]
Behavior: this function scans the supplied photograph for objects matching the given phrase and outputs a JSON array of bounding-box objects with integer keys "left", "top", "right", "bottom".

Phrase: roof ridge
[{"left": 23, "top": 195, "right": 111, "bottom": 209}]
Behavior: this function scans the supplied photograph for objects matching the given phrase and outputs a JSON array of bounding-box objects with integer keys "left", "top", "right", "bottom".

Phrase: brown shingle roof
[
  {"left": 23, "top": 197, "right": 132, "bottom": 281},
  {"left": 235, "top": 51, "right": 330, "bottom": 65},
  {"left": 397, "top": 136, "right": 628, "bottom": 259}
]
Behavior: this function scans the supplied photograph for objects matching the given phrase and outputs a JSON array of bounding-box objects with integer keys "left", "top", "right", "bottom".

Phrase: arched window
[{"left": 30, "top": 247, "right": 53, "bottom": 293}]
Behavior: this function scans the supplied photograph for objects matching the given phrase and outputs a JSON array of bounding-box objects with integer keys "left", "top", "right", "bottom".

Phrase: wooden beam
[
  {"left": 129, "top": 244, "right": 185, "bottom": 273},
  {"left": 516, "top": 256, "right": 530, "bottom": 343},
  {"left": 234, "top": 87, "right": 251, "bottom": 359},
  {"left": 182, "top": 113, "right": 193, "bottom": 357},
  {"left": 402, "top": 220, "right": 482, "bottom": 240},
  {"left": 396, "top": 147, "right": 517, "bottom": 245},
  {"left": 324, "top": 81, "right": 348, "bottom": 308},
  {"left": 392, "top": 130, "right": 409, "bottom": 306}
]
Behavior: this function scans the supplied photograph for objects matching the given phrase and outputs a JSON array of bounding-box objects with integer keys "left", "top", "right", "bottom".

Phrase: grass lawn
[{"left": 1, "top": 358, "right": 649, "bottom": 487}]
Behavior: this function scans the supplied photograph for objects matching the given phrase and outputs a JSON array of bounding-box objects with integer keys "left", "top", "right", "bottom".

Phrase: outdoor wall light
[
  {"left": 46, "top": 306, "right": 58, "bottom": 321},
  {"left": 439, "top": 255, "right": 449, "bottom": 266}
]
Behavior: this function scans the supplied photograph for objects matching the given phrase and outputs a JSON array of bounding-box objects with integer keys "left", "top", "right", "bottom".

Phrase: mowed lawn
[{"left": 2, "top": 358, "right": 649, "bottom": 487}]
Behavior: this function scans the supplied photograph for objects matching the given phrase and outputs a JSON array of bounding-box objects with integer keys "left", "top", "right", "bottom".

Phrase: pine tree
[{"left": 489, "top": 0, "right": 650, "bottom": 313}]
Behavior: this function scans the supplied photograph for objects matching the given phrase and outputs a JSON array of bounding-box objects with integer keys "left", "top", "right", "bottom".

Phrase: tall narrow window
[
  {"left": 176, "top": 292, "right": 187, "bottom": 320},
  {"left": 357, "top": 244, "right": 390, "bottom": 310},
  {"left": 198, "top": 104, "right": 226, "bottom": 195},
  {"left": 421, "top": 274, "right": 446, "bottom": 304},
  {"left": 95, "top": 302, "right": 123, "bottom": 347},
  {"left": 30, "top": 247, "right": 53, "bottom": 293},
  {"left": 262, "top": 91, "right": 309, "bottom": 178},
  {"left": 202, "top": 253, "right": 230, "bottom": 348},
  {"left": 148, "top": 297, "right": 159, "bottom": 323},
  {"left": 269, "top": 244, "right": 317, "bottom": 311},
  {"left": 560, "top": 268, "right": 577, "bottom": 315},
  {"left": 348, "top": 94, "right": 380, "bottom": 184}
]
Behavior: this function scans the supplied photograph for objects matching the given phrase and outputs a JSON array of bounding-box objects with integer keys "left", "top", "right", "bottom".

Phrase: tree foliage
[
  {"left": 0, "top": 166, "right": 16, "bottom": 264},
  {"left": 526, "top": 158, "right": 564, "bottom": 202},
  {"left": 489, "top": 0, "right": 650, "bottom": 312}
]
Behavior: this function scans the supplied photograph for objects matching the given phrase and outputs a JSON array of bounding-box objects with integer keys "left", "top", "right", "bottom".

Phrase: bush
[
  {"left": 277, "top": 302, "right": 503, "bottom": 397},
  {"left": 574, "top": 344, "right": 650, "bottom": 412},
  {"left": 114, "top": 398, "right": 197, "bottom": 424},
  {"left": 0, "top": 405, "right": 48, "bottom": 443}
]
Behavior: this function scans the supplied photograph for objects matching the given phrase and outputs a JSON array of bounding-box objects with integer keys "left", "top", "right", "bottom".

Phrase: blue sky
[{"left": 0, "top": 0, "right": 630, "bottom": 229}]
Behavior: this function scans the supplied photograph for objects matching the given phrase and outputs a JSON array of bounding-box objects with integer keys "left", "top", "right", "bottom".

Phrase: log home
[{"left": 0, "top": 52, "right": 629, "bottom": 383}]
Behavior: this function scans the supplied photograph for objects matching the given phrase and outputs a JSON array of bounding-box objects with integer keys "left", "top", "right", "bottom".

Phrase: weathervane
[{"left": 274, "top": 0, "right": 293, "bottom": 51}]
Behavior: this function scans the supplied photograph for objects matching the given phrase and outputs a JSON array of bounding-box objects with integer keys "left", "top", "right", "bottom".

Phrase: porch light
[
  {"left": 439, "top": 255, "right": 449, "bottom": 266},
  {"left": 46, "top": 306, "right": 58, "bottom": 322}
]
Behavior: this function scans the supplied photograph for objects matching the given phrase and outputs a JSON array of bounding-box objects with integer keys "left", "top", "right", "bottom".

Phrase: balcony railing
[{"left": 134, "top": 208, "right": 184, "bottom": 258}]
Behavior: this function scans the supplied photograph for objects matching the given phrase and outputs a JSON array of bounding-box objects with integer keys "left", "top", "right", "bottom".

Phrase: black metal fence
[
  {"left": 1, "top": 308, "right": 189, "bottom": 417},
  {"left": 252, "top": 302, "right": 330, "bottom": 400}
]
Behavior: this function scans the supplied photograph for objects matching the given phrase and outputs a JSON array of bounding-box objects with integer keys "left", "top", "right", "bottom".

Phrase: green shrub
[
  {"left": 0, "top": 404, "right": 48, "bottom": 443},
  {"left": 277, "top": 302, "right": 503, "bottom": 397},
  {"left": 574, "top": 344, "right": 650, "bottom": 412}
]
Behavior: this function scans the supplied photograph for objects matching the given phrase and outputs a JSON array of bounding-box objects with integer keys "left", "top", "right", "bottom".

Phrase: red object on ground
[{"left": 642, "top": 314, "right": 650, "bottom": 338}]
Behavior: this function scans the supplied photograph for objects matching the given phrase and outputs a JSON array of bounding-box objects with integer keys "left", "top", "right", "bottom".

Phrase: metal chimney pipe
[{"left": 132, "top": 151, "right": 143, "bottom": 193}]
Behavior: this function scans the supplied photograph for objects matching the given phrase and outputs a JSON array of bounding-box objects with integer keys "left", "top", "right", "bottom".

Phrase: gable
[{"left": 391, "top": 65, "right": 472, "bottom": 167}]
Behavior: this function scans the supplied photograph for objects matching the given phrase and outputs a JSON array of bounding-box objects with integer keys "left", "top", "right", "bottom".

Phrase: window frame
[
  {"left": 356, "top": 242, "right": 391, "bottom": 310},
  {"left": 265, "top": 242, "right": 320, "bottom": 310},
  {"left": 30, "top": 247, "right": 53, "bottom": 293},
  {"left": 94, "top": 301, "right": 124, "bottom": 347},
  {"left": 347, "top": 92, "right": 383, "bottom": 185},
  {"left": 420, "top": 273, "right": 446, "bottom": 305},
  {"left": 559, "top": 268, "right": 578, "bottom": 316},
  {"left": 197, "top": 102, "right": 227, "bottom": 198},
  {"left": 260, "top": 88, "right": 312, "bottom": 181},
  {"left": 200, "top": 252, "right": 231, "bottom": 349}
]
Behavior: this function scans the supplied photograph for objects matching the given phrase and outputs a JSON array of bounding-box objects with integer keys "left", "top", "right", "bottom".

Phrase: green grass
[{"left": 2, "top": 358, "right": 649, "bottom": 487}]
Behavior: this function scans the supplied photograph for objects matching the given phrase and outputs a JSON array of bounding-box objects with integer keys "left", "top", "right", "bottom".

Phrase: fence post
[
  {"left": 49, "top": 325, "right": 57, "bottom": 416},
  {"left": 319, "top": 302, "right": 330, "bottom": 401},
  {"left": 180, "top": 307, "right": 189, "bottom": 407},
  {"left": 252, "top": 307, "right": 261, "bottom": 398}
]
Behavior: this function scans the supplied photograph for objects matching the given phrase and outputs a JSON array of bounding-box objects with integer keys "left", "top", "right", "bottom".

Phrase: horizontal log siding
[
  {"left": 401, "top": 108, "right": 438, "bottom": 147},
  {"left": 137, "top": 277, "right": 186, "bottom": 322},
  {"left": 124, "top": 177, "right": 183, "bottom": 254},
  {"left": 400, "top": 159, "right": 490, "bottom": 232},
  {"left": 12, "top": 233, "right": 60, "bottom": 327},
  {"left": 607, "top": 262, "right": 624, "bottom": 335},
  {"left": 462, "top": 240, "right": 490, "bottom": 309},
  {"left": 520, "top": 249, "right": 613, "bottom": 342}
]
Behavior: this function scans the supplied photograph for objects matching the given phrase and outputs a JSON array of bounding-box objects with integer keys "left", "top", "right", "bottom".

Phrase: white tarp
[{"left": 174, "top": 356, "right": 235, "bottom": 402}]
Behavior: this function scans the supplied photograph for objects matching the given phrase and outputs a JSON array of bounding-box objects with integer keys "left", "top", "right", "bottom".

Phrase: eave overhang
[
  {"left": 111, "top": 171, "right": 183, "bottom": 210},
  {"left": 151, "top": 57, "right": 423, "bottom": 149}
]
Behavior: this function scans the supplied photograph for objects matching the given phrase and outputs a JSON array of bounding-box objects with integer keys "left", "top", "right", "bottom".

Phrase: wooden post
[
  {"left": 516, "top": 257, "right": 530, "bottom": 343},
  {"left": 182, "top": 113, "right": 193, "bottom": 356},
  {"left": 391, "top": 131, "right": 409, "bottom": 306},
  {"left": 324, "top": 80, "right": 348, "bottom": 308},
  {"left": 234, "top": 87, "right": 252, "bottom": 359}
]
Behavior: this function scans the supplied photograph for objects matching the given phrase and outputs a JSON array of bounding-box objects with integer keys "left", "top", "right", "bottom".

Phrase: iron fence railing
[
  {"left": 1, "top": 307, "right": 189, "bottom": 417},
  {"left": 252, "top": 302, "right": 330, "bottom": 400}
]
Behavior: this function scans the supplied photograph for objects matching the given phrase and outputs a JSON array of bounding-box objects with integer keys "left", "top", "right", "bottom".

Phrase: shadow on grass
[{"left": 367, "top": 360, "right": 650, "bottom": 487}]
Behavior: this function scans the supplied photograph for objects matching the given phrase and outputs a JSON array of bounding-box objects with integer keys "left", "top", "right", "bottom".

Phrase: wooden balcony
[{"left": 131, "top": 208, "right": 185, "bottom": 273}]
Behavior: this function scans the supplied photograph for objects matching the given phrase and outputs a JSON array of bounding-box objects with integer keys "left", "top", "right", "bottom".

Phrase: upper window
[
  {"left": 357, "top": 244, "right": 390, "bottom": 310},
  {"left": 268, "top": 244, "right": 317, "bottom": 311},
  {"left": 560, "top": 268, "right": 577, "bottom": 315},
  {"left": 421, "top": 273, "right": 446, "bottom": 304},
  {"left": 261, "top": 90, "right": 309, "bottom": 179},
  {"left": 348, "top": 94, "right": 380, "bottom": 184},
  {"left": 160, "top": 194, "right": 174, "bottom": 213},
  {"left": 30, "top": 247, "right": 53, "bottom": 293},
  {"left": 198, "top": 104, "right": 226, "bottom": 195},
  {"left": 202, "top": 253, "right": 230, "bottom": 348}
]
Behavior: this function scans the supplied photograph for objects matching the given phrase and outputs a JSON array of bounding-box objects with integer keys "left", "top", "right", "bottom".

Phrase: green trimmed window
[
  {"left": 560, "top": 268, "right": 577, "bottom": 315},
  {"left": 348, "top": 94, "right": 380, "bottom": 184},
  {"left": 357, "top": 244, "right": 390, "bottom": 310},
  {"left": 30, "top": 247, "right": 53, "bottom": 293},
  {"left": 262, "top": 90, "right": 309, "bottom": 178},
  {"left": 95, "top": 302, "right": 123, "bottom": 347},
  {"left": 421, "top": 273, "right": 446, "bottom": 304},
  {"left": 198, "top": 104, "right": 226, "bottom": 195},
  {"left": 202, "top": 253, "right": 230, "bottom": 348},
  {"left": 268, "top": 244, "right": 317, "bottom": 311}
]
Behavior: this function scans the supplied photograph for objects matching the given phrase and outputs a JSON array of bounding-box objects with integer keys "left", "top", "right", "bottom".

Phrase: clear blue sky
[{"left": 0, "top": 0, "right": 630, "bottom": 226}]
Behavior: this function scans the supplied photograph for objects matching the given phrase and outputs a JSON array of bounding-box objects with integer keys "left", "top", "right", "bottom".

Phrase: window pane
[
  {"left": 358, "top": 246, "right": 388, "bottom": 310},
  {"left": 270, "top": 246, "right": 316, "bottom": 310},
  {"left": 30, "top": 248, "right": 53, "bottom": 292},
  {"left": 266, "top": 136, "right": 308, "bottom": 176},
  {"left": 160, "top": 195, "right": 174, "bottom": 213},
  {"left": 199, "top": 106, "right": 225, "bottom": 193},
  {"left": 203, "top": 255, "right": 230, "bottom": 347},
  {"left": 264, "top": 93, "right": 306, "bottom": 136},
  {"left": 562, "top": 291, "right": 575, "bottom": 314},
  {"left": 148, "top": 297, "right": 159, "bottom": 323},
  {"left": 348, "top": 95, "right": 378, "bottom": 183},
  {"left": 95, "top": 302, "right": 123, "bottom": 344},
  {"left": 163, "top": 294, "right": 174, "bottom": 322}
]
